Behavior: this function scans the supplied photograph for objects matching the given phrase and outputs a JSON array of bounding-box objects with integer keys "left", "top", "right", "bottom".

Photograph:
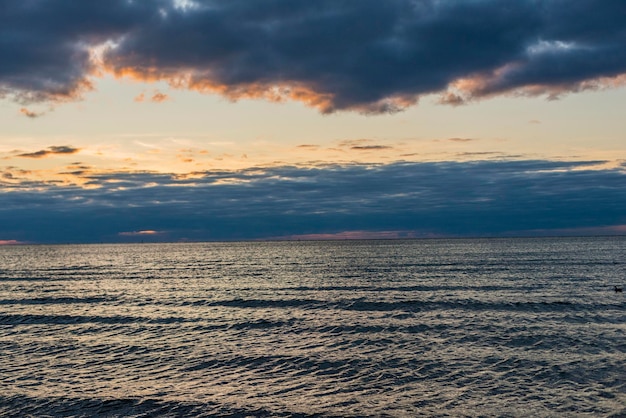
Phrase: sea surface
[{"left": 0, "top": 237, "right": 624, "bottom": 417}]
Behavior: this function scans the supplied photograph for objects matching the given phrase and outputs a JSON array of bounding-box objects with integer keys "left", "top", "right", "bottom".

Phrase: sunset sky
[{"left": 1, "top": 0, "right": 625, "bottom": 243}]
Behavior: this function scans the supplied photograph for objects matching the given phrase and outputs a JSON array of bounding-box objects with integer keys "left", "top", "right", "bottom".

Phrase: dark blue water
[{"left": 1, "top": 237, "right": 624, "bottom": 416}]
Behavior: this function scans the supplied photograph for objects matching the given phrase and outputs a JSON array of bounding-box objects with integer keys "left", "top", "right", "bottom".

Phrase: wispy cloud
[
  {"left": 350, "top": 145, "right": 393, "bottom": 151},
  {"left": 150, "top": 91, "right": 169, "bottom": 102},
  {"left": 447, "top": 138, "right": 475, "bottom": 143},
  {"left": 336, "top": 139, "right": 394, "bottom": 152},
  {"left": 437, "top": 92, "right": 466, "bottom": 106},
  {"left": 119, "top": 230, "right": 165, "bottom": 236},
  {"left": 1, "top": 1, "right": 625, "bottom": 112},
  {"left": 0, "top": 240, "right": 23, "bottom": 245},
  {"left": 521, "top": 225, "right": 626, "bottom": 237},
  {"left": 17, "top": 146, "right": 80, "bottom": 159},
  {"left": 19, "top": 108, "right": 44, "bottom": 118},
  {"left": 275, "top": 230, "right": 437, "bottom": 240},
  {"left": 134, "top": 90, "right": 170, "bottom": 103}
]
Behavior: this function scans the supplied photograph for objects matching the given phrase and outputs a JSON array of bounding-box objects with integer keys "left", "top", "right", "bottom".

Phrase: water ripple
[{"left": 1, "top": 238, "right": 625, "bottom": 417}]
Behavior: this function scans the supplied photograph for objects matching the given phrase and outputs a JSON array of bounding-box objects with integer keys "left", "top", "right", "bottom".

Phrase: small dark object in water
[{"left": 615, "top": 286, "right": 623, "bottom": 293}]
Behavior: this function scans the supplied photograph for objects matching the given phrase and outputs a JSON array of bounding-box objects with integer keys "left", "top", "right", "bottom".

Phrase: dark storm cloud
[
  {"left": 0, "top": 0, "right": 151, "bottom": 102},
  {"left": 1, "top": 1, "right": 625, "bottom": 111},
  {"left": 1, "top": 160, "right": 625, "bottom": 243}
]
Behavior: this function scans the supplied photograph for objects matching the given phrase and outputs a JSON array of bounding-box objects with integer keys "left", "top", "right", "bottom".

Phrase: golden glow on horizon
[
  {"left": 119, "top": 230, "right": 163, "bottom": 236},
  {"left": 0, "top": 240, "right": 22, "bottom": 245},
  {"left": 2, "top": 69, "right": 626, "bottom": 187}
]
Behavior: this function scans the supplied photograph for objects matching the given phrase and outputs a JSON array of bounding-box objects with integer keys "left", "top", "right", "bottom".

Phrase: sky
[{"left": 1, "top": 0, "right": 626, "bottom": 244}]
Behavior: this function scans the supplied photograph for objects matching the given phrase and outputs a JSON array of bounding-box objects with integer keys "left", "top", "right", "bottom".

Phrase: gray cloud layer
[
  {"left": 1, "top": 1, "right": 625, "bottom": 111},
  {"left": 1, "top": 160, "right": 625, "bottom": 243}
]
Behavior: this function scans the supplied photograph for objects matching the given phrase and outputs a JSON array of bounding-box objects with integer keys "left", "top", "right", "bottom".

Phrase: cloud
[
  {"left": 0, "top": 240, "right": 23, "bottom": 245},
  {"left": 0, "top": 0, "right": 148, "bottom": 103},
  {"left": 337, "top": 139, "right": 393, "bottom": 151},
  {"left": 274, "top": 230, "right": 435, "bottom": 240},
  {"left": 0, "top": 159, "right": 625, "bottom": 243},
  {"left": 1, "top": 1, "right": 625, "bottom": 112},
  {"left": 17, "top": 146, "right": 80, "bottom": 159},
  {"left": 351, "top": 145, "right": 393, "bottom": 151},
  {"left": 447, "top": 138, "right": 475, "bottom": 143},
  {"left": 150, "top": 91, "right": 169, "bottom": 102},
  {"left": 134, "top": 90, "right": 170, "bottom": 103},
  {"left": 119, "top": 230, "right": 165, "bottom": 236},
  {"left": 19, "top": 108, "right": 44, "bottom": 118},
  {"left": 522, "top": 224, "right": 626, "bottom": 237},
  {"left": 1, "top": 167, "right": 32, "bottom": 182},
  {"left": 437, "top": 92, "right": 466, "bottom": 106}
]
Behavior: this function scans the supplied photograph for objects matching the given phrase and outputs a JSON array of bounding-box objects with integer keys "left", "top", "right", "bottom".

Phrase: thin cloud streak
[
  {"left": 19, "top": 108, "right": 44, "bottom": 118},
  {"left": 134, "top": 91, "right": 170, "bottom": 103},
  {"left": 119, "top": 230, "right": 165, "bottom": 236},
  {"left": 0, "top": 1, "right": 625, "bottom": 112},
  {"left": 17, "top": 146, "right": 81, "bottom": 159},
  {"left": 274, "top": 230, "right": 438, "bottom": 241},
  {"left": 447, "top": 138, "right": 475, "bottom": 143},
  {"left": 522, "top": 224, "right": 626, "bottom": 237}
]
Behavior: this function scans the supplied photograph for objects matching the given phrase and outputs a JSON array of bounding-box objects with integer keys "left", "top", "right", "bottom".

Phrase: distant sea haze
[{"left": 1, "top": 237, "right": 624, "bottom": 417}]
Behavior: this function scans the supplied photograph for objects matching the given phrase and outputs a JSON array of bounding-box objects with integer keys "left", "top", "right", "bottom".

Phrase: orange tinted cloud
[
  {"left": 19, "top": 108, "right": 44, "bottom": 118},
  {"left": 151, "top": 91, "right": 169, "bottom": 102},
  {"left": 337, "top": 139, "right": 393, "bottom": 152},
  {"left": 17, "top": 146, "right": 80, "bottom": 159},
  {"left": 105, "top": 65, "right": 416, "bottom": 113},
  {"left": 437, "top": 92, "right": 466, "bottom": 106},
  {"left": 351, "top": 145, "right": 392, "bottom": 151},
  {"left": 134, "top": 90, "right": 170, "bottom": 103},
  {"left": 118, "top": 230, "right": 164, "bottom": 236},
  {"left": 443, "top": 70, "right": 626, "bottom": 104},
  {"left": 4, "top": 2, "right": 626, "bottom": 114},
  {"left": 447, "top": 138, "right": 475, "bottom": 142},
  {"left": 174, "top": 74, "right": 335, "bottom": 112},
  {"left": 0, "top": 240, "right": 23, "bottom": 245}
]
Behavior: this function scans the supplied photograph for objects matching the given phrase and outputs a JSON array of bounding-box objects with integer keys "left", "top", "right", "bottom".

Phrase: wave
[
  {"left": 2, "top": 239, "right": 625, "bottom": 417},
  {"left": 0, "top": 394, "right": 325, "bottom": 418},
  {"left": 168, "top": 297, "right": 624, "bottom": 314},
  {"left": 0, "top": 296, "right": 116, "bottom": 305}
]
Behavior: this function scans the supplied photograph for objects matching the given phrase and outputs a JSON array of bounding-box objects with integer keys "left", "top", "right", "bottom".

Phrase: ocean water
[{"left": 0, "top": 237, "right": 624, "bottom": 417}]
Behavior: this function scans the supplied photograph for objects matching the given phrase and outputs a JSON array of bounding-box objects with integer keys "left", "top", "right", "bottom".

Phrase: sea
[{"left": 0, "top": 237, "right": 624, "bottom": 417}]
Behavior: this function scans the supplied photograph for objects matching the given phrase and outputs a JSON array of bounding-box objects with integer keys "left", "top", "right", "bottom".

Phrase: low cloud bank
[{"left": 1, "top": 160, "right": 624, "bottom": 243}]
